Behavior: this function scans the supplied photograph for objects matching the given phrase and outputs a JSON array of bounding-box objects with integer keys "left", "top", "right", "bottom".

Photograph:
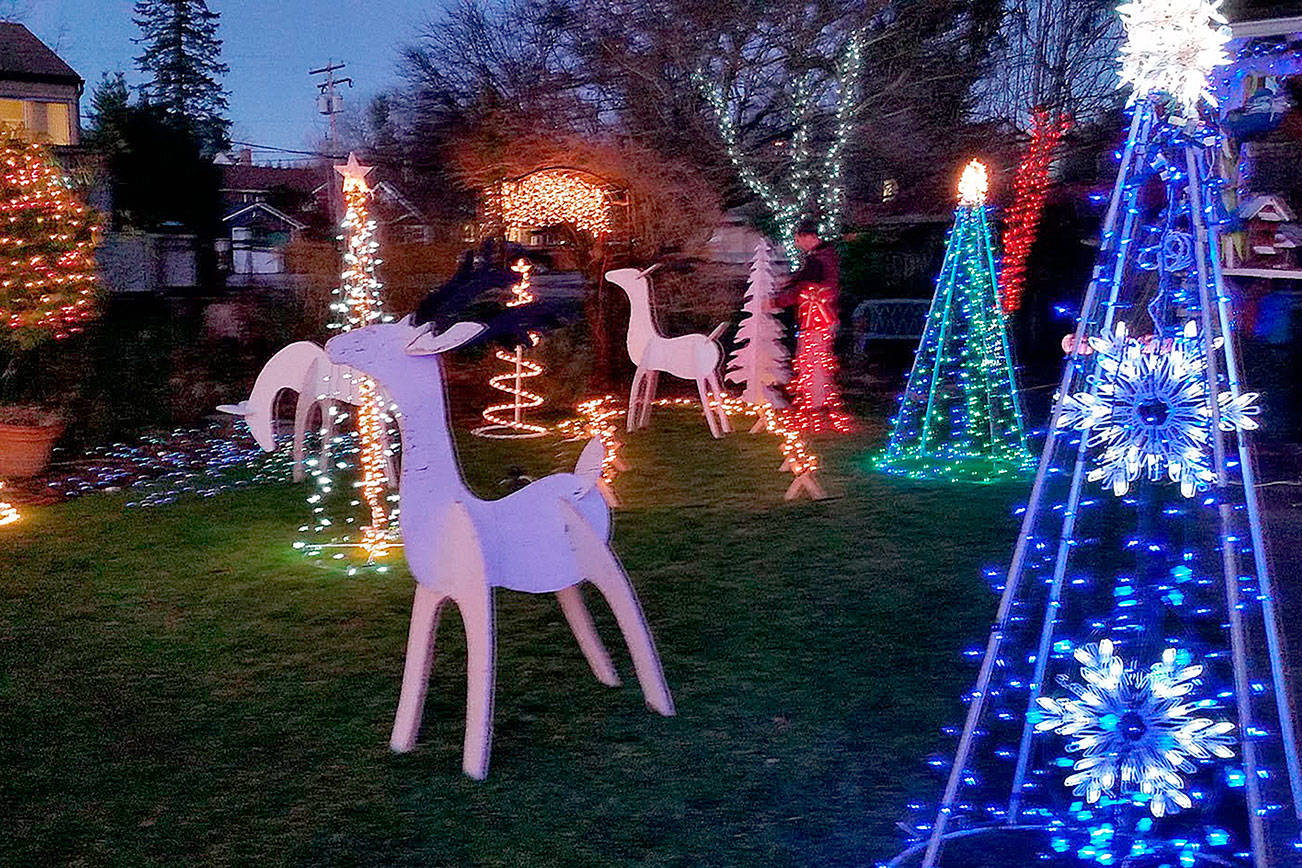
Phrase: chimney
[{"left": 238, "top": 148, "right": 253, "bottom": 165}]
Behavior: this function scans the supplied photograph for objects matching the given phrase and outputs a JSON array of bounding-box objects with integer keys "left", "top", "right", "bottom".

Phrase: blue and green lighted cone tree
[
  {"left": 875, "top": 160, "right": 1033, "bottom": 483},
  {"left": 885, "top": 1, "right": 1302, "bottom": 866}
]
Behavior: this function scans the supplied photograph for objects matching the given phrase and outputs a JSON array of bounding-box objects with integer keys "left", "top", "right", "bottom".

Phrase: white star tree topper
[{"left": 1116, "top": 0, "right": 1232, "bottom": 112}]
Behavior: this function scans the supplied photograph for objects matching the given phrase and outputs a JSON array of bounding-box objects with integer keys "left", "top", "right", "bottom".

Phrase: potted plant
[{"left": 0, "top": 135, "right": 101, "bottom": 477}]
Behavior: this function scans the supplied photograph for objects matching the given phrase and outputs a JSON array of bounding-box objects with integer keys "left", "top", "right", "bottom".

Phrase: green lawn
[{"left": 0, "top": 410, "right": 1034, "bottom": 866}]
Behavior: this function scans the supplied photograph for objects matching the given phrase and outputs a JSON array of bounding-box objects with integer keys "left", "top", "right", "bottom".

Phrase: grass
[{"left": 0, "top": 409, "right": 1046, "bottom": 865}]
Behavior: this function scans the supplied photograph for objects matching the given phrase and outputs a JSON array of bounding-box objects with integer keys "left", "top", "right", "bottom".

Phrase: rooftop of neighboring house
[
  {"left": 216, "top": 150, "right": 436, "bottom": 241},
  {"left": 0, "top": 23, "right": 82, "bottom": 87}
]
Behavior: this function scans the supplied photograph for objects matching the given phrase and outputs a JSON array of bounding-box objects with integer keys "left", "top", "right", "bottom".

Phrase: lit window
[
  {"left": 881, "top": 178, "right": 899, "bottom": 203},
  {"left": 0, "top": 100, "right": 72, "bottom": 145}
]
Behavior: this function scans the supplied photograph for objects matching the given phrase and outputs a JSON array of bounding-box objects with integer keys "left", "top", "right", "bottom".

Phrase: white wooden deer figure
[
  {"left": 218, "top": 341, "right": 396, "bottom": 485},
  {"left": 605, "top": 266, "right": 732, "bottom": 438},
  {"left": 323, "top": 314, "right": 675, "bottom": 780}
]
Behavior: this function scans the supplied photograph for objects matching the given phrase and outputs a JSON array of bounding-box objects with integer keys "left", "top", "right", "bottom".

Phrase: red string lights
[
  {"left": 791, "top": 286, "right": 853, "bottom": 434},
  {"left": 999, "top": 109, "right": 1072, "bottom": 315}
]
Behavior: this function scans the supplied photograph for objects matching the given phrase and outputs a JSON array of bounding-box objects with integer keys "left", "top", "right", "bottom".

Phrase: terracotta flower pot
[{"left": 0, "top": 421, "right": 64, "bottom": 478}]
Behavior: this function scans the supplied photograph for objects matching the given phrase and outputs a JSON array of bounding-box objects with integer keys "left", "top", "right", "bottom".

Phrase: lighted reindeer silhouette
[
  {"left": 324, "top": 259, "right": 674, "bottom": 780},
  {"left": 605, "top": 266, "right": 731, "bottom": 438}
]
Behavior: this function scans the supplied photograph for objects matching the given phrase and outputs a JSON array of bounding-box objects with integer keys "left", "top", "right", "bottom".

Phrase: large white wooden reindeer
[
  {"left": 218, "top": 341, "right": 395, "bottom": 485},
  {"left": 323, "top": 314, "right": 675, "bottom": 779},
  {"left": 605, "top": 266, "right": 732, "bottom": 438}
]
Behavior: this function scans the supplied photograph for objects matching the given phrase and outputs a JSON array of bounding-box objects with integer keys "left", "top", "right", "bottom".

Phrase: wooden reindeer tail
[{"left": 572, "top": 438, "right": 606, "bottom": 496}]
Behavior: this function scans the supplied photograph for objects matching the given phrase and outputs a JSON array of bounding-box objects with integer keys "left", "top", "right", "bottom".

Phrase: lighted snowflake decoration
[
  {"left": 1116, "top": 0, "right": 1231, "bottom": 112},
  {"left": 1057, "top": 320, "right": 1259, "bottom": 498},
  {"left": 1036, "top": 639, "right": 1235, "bottom": 818}
]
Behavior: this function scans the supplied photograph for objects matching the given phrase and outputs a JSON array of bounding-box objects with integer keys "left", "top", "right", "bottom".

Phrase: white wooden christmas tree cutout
[
  {"left": 218, "top": 341, "right": 396, "bottom": 485},
  {"left": 325, "top": 315, "right": 675, "bottom": 779},
  {"left": 727, "top": 240, "right": 791, "bottom": 416},
  {"left": 605, "top": 265, "right": 732, "bottom": 438}
]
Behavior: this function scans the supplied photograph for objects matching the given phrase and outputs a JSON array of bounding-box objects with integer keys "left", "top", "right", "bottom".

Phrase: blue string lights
[
  {"left": 885, "top": 0, "right": 1302, "bottom": 863},
  {"left": 874, "top": 160, "right": 1033, "bottom": 484}
]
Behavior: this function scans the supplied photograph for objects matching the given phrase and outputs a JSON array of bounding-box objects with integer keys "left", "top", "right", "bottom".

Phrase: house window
[
  {"left": 0, "top": 99, "right": 72, "bottom": 145},
  {"left": 881, "top": 178, "right": 899, "bottom": 203}
]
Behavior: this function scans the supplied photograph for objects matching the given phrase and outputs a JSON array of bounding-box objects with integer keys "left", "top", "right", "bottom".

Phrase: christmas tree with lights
[
  {"left": 298, "top": 154, "right": 400, "bottom": 569},
  {"left": 874, "top": 160, "right": 1032, "bottom": 484},
  {"left": 0, "top": 137, "right": 98, "bottom": 353},
  {"left": 727, "top": 239, "right": 791, "bottom": 407},
  {"left": 889, "top": 2, "right": 1302, "bottom": 866}
]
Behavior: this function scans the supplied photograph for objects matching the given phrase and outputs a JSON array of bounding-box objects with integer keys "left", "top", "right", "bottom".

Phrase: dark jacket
[{"left": 774, "top": 241, "right": 840, "bottom": 310}]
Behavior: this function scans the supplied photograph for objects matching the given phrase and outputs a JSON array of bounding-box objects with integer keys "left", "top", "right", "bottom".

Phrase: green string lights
[
  {"left": 694, "top": 32, "right": 863, "bottom": 263},
  {"left": 874, "top": 160, "right": 1033, "bottom": 483}
]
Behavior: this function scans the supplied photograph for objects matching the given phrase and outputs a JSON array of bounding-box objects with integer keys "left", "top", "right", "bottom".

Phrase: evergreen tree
[
  {"left": 132, "top": 0, "right": 230, "bottom": 155},
  {"left": 83, "top": 72, "right": 131, "bottom": 150}
]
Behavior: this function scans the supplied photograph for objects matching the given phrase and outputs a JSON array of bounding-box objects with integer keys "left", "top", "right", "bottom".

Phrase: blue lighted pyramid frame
[{"left": 888, "top": 99, "right": 1302, "bottom": 868}]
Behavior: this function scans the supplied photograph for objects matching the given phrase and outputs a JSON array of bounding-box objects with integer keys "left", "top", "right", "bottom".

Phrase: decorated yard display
[
  {"left": 875, "top": 160, "right": 1032, "bottom": 484},
  {"left": 1000, "top": 109, "right": 1073, "bottom": 315},
  {"left": 0, "top": 136, "right": 100, "bottom": 477},
  {"left": 726, "top": 240, "right": 791, "bottom": 409},
  {"left": 323, "top": 265, "right": 674, "bottom": 780},
  {"left": 891, "top": 2, "right": 1301, "bottom": 866},
  {"left": 605, "top": 266, "right": 731, "bottom": 438},
  {"left": 472, "top": 257, "right": 549, "bottom": 439},
  {"left": 220, "top": 153, "right": 399, "bottom": 567}
]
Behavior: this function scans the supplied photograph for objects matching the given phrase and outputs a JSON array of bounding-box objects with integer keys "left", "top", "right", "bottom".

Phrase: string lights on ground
[
  {"left": 0, "top": 484, "right": 19, "bottom": 526},
  {"left": 1000, "top": 109, "right": 1072, "bottom": 315},
  {"left": 875, "top": 159, "right": 1032, "bottom": 484}
]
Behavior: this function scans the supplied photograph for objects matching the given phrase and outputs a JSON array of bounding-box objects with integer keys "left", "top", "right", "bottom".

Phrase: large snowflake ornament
[
  {"left": 1036, "top": 640, "right": 1235, "bottom": 818},
  {"left": 1116, "top": 0, "right": 1231, "bottom": 112},
  {"left": 1058, "top": 320, "right": 1258, "bottom": 497}
]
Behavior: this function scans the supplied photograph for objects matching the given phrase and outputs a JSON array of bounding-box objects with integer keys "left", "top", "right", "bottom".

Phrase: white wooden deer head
[{"left": 324, "top": 313, "right": 675, "bottom": 779}]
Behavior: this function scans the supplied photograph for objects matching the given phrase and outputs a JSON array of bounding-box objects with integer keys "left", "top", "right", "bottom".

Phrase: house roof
[
  {"left": 1240, "top": 194, "right": 1296, "bottom": 222},
  {"left": 220, "top": 163, "right": 329, "bottom": 196},
  {"left": 222, "top": 201, "right": 307, "bottom": 231},
  {"left": 0, "top": 23, "right": 82, "bottom": 87}
]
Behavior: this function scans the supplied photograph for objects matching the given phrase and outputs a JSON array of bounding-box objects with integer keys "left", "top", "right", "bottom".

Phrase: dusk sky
[{"left": 17, "top": 0, "right": 441, "bottom": 158}]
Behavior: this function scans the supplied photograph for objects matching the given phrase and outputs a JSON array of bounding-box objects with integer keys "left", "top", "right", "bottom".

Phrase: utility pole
[{"left": 309, "top": 59, "right": 353, "bottom": 225}]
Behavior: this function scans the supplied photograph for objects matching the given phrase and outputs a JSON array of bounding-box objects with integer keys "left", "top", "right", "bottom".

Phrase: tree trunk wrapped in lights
[
  {"left": 999, "top": 109, "right": 1073, "bottom": 315},
  {"left": 875, "top": 160, "right": 1032, "bottom": 483}
]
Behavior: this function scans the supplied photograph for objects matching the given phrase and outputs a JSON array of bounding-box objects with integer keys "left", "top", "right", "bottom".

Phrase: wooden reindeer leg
[
  {"left": 640, "top": 371, "right": 658, "bottom": 428},
  {"left": 458, "top": 584, "right": 497, "bottom": 780},
  {"left": 708, "top": 372, "right": 732, "bottom": 434},
  {"left": 626, "top": 369, "right": 645, "bottom": 433},
  {"left": 696, "top": 378, "right": 721, "bottom": 438},
  {"left": 390, "top": 583, "right": 447, "bottom": 753},
  {"left": 292, "top": 391, "right": 314, "bottom": 482},
  {"left": 559, "top": 501, "right": 675, "bottom": 717},
  {"left": 556, "top": 585, "right": 621, "bottom": 687},
  {"left": 442, "top": 503, "right": 497, "bottom": 780}
]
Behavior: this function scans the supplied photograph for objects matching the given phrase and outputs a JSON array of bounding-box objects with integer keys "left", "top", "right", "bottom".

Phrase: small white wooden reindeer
[
  {"left": 324, "top": 315, "right": 675, "bottom": 779},
  {"left": 605, "top": 266, "right": 732, "bottom": 438},
  {"left": 218, "top": 341, "right": 395, "bottom": 485}
]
